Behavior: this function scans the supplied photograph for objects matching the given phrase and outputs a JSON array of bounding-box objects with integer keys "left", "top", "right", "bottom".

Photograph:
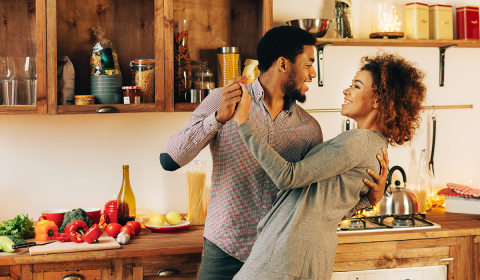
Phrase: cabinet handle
[
  {"left": 96, "top": 106, "right": 118, "bottom": 113},
  {"left": 440, "top": 258, "right": 454, "bottom": 274},
  {"left": 157, "top": 268, "right": 180, "bottom": 276},
  {"left": 61, "top": 273, "right": 85, "bottom": 280}
]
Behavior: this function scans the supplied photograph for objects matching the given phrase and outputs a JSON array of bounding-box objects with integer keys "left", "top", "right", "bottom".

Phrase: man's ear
[{"left": 276, "top": 57, "right": 288, "bottom": 73}]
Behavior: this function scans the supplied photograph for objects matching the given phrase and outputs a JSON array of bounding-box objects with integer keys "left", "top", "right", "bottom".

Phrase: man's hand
[
  {"left": 364, "top": 148, "right": 389, "bottom": 206},
  {"left": 216, "top": 76, "right": 249, "bottom": 124}
]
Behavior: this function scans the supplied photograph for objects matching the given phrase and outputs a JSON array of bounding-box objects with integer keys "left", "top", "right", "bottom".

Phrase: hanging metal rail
[{"left": 305, "top": 104, "right": 473, "bottom": 113}]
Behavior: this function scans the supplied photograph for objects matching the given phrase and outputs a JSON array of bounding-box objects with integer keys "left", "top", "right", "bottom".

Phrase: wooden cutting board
[{"left": 29, "top": 236, "right": 121, "bottom": 256}]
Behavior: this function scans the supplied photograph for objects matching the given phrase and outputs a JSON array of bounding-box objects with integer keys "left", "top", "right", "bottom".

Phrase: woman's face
[{"left": 341, "top": 70, "right": 378, "bottom": 125}]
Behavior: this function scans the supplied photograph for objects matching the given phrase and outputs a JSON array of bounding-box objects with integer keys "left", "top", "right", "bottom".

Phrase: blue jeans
[{"left": 197, "top": 238, "right": 244, "bottom": 280}]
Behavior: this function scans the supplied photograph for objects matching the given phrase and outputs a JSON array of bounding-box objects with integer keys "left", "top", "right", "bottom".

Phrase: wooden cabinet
[{"left": 0, "top": 0, "right": 47, "bottom": 115}]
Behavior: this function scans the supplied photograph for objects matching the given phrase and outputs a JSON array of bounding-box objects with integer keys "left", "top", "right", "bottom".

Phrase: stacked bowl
[{"left": 90, "top": 75, "right": 123, "bottom": 104}]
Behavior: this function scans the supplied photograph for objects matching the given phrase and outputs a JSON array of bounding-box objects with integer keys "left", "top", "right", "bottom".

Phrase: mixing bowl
[{"left": 286, "top": 19, "right": 331, "bottom": 38}]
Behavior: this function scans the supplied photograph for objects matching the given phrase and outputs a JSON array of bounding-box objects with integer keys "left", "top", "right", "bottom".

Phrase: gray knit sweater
[{"left": 233, "top": 120, "right": 388, "bottom": 280}]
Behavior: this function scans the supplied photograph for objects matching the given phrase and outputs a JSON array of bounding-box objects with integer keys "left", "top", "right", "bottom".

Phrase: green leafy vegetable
[{"left": 0, "top": 214, "right": 35, "bottom": 239}]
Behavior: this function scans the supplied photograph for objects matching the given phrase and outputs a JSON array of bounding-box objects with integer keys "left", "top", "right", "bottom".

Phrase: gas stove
[{"left": 337, "top": 213, "right": 441, "bottom": 234}]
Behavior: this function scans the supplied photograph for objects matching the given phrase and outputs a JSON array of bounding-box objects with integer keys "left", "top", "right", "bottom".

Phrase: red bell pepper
[
  {"left": 68, "top": 231, "right": 84, "bottom": 243},
  {"left": 55, "top": 232, "right": 71, "bottom": 242},
  {"left": 65, "top": 220, "right": 89, "bottom": 236},
  {"left": 84, "top": 224, "right": 103, "bottom": 244}
]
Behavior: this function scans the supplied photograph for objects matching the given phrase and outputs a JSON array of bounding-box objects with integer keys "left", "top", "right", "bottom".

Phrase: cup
[
  {"left": 83, "top": 207, "right": 102, "bottom": 224},
  {"left": 2, "top": 80, "right": 18, "bottom": 105},
  {"left": 40, "top": 209, "right": 69, "bottom": 228},
  {"left": 185, "top": 89, "right": 210, "bottom": 103},
  {"left": 25, "top": 79, "right": 37, "bottom": 105}
]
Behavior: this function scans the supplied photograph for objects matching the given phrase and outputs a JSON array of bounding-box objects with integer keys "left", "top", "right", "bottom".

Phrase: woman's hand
[
  {"left": 234, "top": 82, "right": 251, "bottom": 125},
  {"left": 364, "top": 148, "right": 389, "bottom": 205}
]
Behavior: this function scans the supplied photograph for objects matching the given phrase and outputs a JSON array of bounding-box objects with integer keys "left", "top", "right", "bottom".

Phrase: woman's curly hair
[{"left": 359, "top": 51, "right": 426, "bottom": 146}]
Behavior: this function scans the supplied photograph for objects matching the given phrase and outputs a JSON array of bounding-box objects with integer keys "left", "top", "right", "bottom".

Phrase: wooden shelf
[
  {"left": 0, "top": 106, "right": 38, "bottom": 115},
  {"left": 174, "top": 102, "right": 200, "bottom": 112},
  {"left": 315, "top": 38, "right": 480, "bottom": 48},
  {"left": 57, "top": 104, "right": 157, "bottom": 115}
]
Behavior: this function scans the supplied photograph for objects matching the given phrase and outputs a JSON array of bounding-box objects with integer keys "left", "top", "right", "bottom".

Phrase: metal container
[
  {"left": 429, "top": 4, "right": 454, "bottom": 40},
  {"left": 406, "top": 2, "right": 429, "bottom": 39},
  {"left": 217, "top": 47, "right": 240, "bottom": 88},
  {"left": 456, "top": 5, "right": 479, "bottom": 40},
  {"left": 286, "top": 18, "right": 331, "bottom": 38},
  {"left": 377, "top": 166, "right": 419, "bottom": 216}
]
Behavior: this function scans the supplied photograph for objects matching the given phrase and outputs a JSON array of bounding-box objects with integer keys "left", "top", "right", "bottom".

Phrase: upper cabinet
[{"left": 0, "top": 0, "right": 47, "bottom": 115}]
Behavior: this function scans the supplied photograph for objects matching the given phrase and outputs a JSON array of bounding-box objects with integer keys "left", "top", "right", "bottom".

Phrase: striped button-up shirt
[{"left": 161, "top": 79, "right": 370, "bottom": 261}]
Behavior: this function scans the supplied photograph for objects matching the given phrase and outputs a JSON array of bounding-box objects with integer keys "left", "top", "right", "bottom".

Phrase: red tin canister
[
  {"left": 104, "top": 200, "right": 118, "bottom": 224},
  {"left": 456, "top": 5, "right": 479, "bottom": 40}
]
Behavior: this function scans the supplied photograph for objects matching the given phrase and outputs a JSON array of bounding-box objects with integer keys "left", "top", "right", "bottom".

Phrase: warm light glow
[{"left": 379, "top": 11, "right": 401, "bottom": 32}]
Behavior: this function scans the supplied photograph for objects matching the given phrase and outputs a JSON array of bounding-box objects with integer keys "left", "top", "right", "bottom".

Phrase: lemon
[
  {"left": 165, "top": 212, "right": 182, "bottom": 225},
  {"left": 151, "top": 214, "right": 165, "bottom": 226}
]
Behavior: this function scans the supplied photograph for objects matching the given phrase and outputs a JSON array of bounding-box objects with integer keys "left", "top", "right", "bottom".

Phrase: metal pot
[{"left": 377, "top": 166, "right": 419, "bottom": 215}]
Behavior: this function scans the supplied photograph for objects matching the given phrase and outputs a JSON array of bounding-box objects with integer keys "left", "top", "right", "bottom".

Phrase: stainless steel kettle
[{"left": 377, "top": 165, "right": 419, "bottom": 215}]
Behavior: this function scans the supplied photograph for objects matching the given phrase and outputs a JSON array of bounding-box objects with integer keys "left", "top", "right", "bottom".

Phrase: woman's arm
[{"left": 237, "top": 120, "right": 368, "bottom": 190}]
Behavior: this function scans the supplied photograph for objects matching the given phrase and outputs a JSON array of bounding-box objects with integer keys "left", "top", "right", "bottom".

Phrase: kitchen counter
[{"left": 1, "top": 208, "right": 479, "bottom": 279}]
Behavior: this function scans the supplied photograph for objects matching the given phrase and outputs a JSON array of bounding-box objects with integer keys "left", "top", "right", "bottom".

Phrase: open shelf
[
  {"left": 315, "top": 38, "right": 480, "bottom": 48},
  {"left": 0, "top": 105, "right": 38, "bottom": 115},
  {"left": 57, "top": 104, "right": 157, "bottom": 115},
  {"left": 174, "top": 102, "right": 200, "bottom": 112}
]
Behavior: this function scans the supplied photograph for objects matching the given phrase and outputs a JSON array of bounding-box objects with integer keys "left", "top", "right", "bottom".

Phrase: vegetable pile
[
  {"left": 59, "top": 208, "right": 93, "bottom": 233},
  {"left": 0, "top": 214, "right": 35, "bottom": 239}
]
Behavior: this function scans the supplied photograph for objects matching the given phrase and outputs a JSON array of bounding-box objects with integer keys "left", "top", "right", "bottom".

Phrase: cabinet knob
[
  {"left": 96, "top": 106, "right": 118, "bottom": 113},
  {"left": 157, "top": 268, "right": 180, "bottom": 276},
  {"left": 61, "top": 273, "right": 85, "bottom": 280}
]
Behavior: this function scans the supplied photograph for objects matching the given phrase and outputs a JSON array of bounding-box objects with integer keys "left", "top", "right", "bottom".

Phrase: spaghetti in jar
[{"left": 130, "top": 59, "right": 155, "bottom": 103}]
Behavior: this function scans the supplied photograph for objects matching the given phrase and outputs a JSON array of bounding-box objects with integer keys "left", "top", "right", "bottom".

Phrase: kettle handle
[{"left": 386, "top": 165, "right": 407, "bottom": 189}]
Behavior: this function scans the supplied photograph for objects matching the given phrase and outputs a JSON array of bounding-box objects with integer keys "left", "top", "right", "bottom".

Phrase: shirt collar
[{"left": 251, "top": 78, "right": 297, "bottom": 114}]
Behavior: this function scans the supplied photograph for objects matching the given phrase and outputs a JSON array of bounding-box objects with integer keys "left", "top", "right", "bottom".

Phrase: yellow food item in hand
[
  {"left": 165, "top": 212, "right": 182, "bottom": 225},
  {"left": 151, "top": 214, "right": 165, "bottom": 226},
  {"left": 242, "top": 59, "right": 260, "bottom": 84}
]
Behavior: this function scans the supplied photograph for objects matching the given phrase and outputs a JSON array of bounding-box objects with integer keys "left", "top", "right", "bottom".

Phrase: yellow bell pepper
[{"left": 35, "top": 220, "right": 60, "bottom": 241}]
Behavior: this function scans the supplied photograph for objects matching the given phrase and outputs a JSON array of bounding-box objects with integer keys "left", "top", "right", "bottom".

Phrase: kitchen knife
[{"left": 11, "top": 240, "right": 56, "bottom": 249}]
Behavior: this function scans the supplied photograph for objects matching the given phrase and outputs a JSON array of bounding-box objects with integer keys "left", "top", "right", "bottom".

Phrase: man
[{"left": 160, "top": 26, "right": 388, "bottom": 279}]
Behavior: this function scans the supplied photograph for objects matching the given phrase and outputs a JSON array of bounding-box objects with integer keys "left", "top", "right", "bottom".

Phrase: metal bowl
[{"left": 286, "top": 19, "right": 331, "bottom": 38}]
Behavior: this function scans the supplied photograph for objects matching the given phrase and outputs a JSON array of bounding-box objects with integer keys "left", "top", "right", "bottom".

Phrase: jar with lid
[
  {"left": 334, "top": 0, "right": 353, "bottom": 38},
  {"left": 217, "top": 47, "right": 241, "bottom": 88},
  {"left": 130, "top": 59, "right": 155, "bottom": 103},
  {"left": 193, "top": 61, "right": 215, "bottom": 89},
  {"left": 122, "top": 86, "right": 142, "bottom": 104}
]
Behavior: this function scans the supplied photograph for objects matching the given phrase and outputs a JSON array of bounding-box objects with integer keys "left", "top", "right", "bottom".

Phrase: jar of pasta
[
  {"left": 217, "top": 47, "right": 241, "bottom": 88},
  {"left": 130, "top": 59, "right": 155, "bottom": 103}
]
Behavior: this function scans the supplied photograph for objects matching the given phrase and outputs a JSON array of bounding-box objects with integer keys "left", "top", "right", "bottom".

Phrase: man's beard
[{"left": 282, "top": 69, "right": 306, "bottom": 103}]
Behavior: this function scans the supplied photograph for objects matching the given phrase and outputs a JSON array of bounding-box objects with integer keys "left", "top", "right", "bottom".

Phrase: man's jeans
[{"left": 197, "top": 238, "right": 244, "bottom": 280}]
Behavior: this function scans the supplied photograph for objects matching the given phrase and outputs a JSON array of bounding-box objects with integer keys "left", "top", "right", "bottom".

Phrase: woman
[{"left": 232, "top": 52, "right": 426, "bottom": 280}]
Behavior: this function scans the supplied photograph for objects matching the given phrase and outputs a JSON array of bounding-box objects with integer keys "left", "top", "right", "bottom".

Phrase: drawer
[{"left": 134, "top": 253, "right": 202, "bottom": 279}]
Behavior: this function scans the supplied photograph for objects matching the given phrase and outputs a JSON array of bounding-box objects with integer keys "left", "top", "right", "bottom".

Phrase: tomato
[
  {"left": 121, "top": 225, "right": 135, "bottom": 239},
  {"left": 105, "top": 223, "right": 122, "bottom": 238},
  {"left": 126, "top": 221, "right": 142, "bottom": 236}
]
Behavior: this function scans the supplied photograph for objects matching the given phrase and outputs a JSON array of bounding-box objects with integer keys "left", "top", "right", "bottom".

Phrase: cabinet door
[
  {"left": 46, "top": 0, "right": 165, "bottom": 115},
  {"left": 31, "top": 259, "right": 114, "bottom": 280},
  {"left": 474, "top": 236, "right": 480, "bottom": 280},
  {"left": 0, "top": 0, "right": 47, "bottom": 115},
  {"left": 133, "top": 253, "right": 201, "bottom": 279}
]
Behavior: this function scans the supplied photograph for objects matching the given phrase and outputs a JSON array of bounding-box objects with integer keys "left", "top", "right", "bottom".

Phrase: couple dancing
[{"left": 161, "top": 26, "right": 426, "bottom": 280}]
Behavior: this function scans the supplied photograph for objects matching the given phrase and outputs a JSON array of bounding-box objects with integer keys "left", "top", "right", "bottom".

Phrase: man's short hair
[{"left": 257, "top": 26, "right": 316, "bottom": 73}]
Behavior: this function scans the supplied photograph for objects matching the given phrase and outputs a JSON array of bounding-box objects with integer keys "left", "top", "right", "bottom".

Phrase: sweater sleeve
[{"left": 237, "top": 119, "right": 368, "bottom": 191}]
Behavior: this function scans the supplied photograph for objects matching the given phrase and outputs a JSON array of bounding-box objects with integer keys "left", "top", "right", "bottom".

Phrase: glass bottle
[
  {"left": 174, "top": 19, "right": 192, "bottom": 102},
  {"left": 334, "top": 0, "right": 353, "bottom": 38},
  {"left": 418, "top": 149, "right": 433, "bottom": 211},
  {"left": 193, "top": 61, "right": 215, "bottom": 89},
  {"left": 371, "top": 0, "right": 403, "bottom": 35},
  {"left": 117, "top": 165, "right": 136, "bottom": 226},
  {"left": 186, "top": 160, "right": 207, "bottom": 225}
]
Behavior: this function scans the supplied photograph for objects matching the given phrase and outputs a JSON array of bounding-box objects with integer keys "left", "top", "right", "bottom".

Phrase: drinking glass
[
  {"left": 0, "top": 57, "right": 16, "bottom": 105},
  {"left": 0, "top": 56, "right": 16, "bottom": 80},
  {"left": 22, "top": 57, "right": 37, "bottom": 105}
]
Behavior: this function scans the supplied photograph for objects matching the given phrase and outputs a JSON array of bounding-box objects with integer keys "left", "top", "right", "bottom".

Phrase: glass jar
[
  {"left": 217, "top": 47, "right": 241, "bottom": 88},
  {"left": 186, "top": 160, "right": 207, "bottom": 225},
  {"left": 122, "top": 86, "right": 142, "bottom": 104},
  {"left": 418, "top": 149, "right": 433, "bottom": 211},
  {"left": 193, "top": 61, "right": 215, "bottom": 89},
  {"left": 75, "top": 95, "right": 95, "bottom": 105},
  {"left": 130, "top": 59, "right": 155, "bottom": 103},
  {"left": 334, "top": 0, "right": 353, "bottom": 38},
  {"left": 371, "top": 0, "right": 403, "bottom": 35},
  {"left": 174, "top": 19, "right": 192, "bottom": 102}
]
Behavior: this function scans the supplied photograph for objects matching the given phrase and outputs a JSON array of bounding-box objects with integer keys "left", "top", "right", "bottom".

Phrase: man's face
[{"left": 282, "top": 45, "right": 316, "bottom": 103}]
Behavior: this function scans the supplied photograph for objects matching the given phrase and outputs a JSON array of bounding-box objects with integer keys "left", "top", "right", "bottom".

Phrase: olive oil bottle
[{"left": 117, "top": 165, "right": 136, "bottom": 226}]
